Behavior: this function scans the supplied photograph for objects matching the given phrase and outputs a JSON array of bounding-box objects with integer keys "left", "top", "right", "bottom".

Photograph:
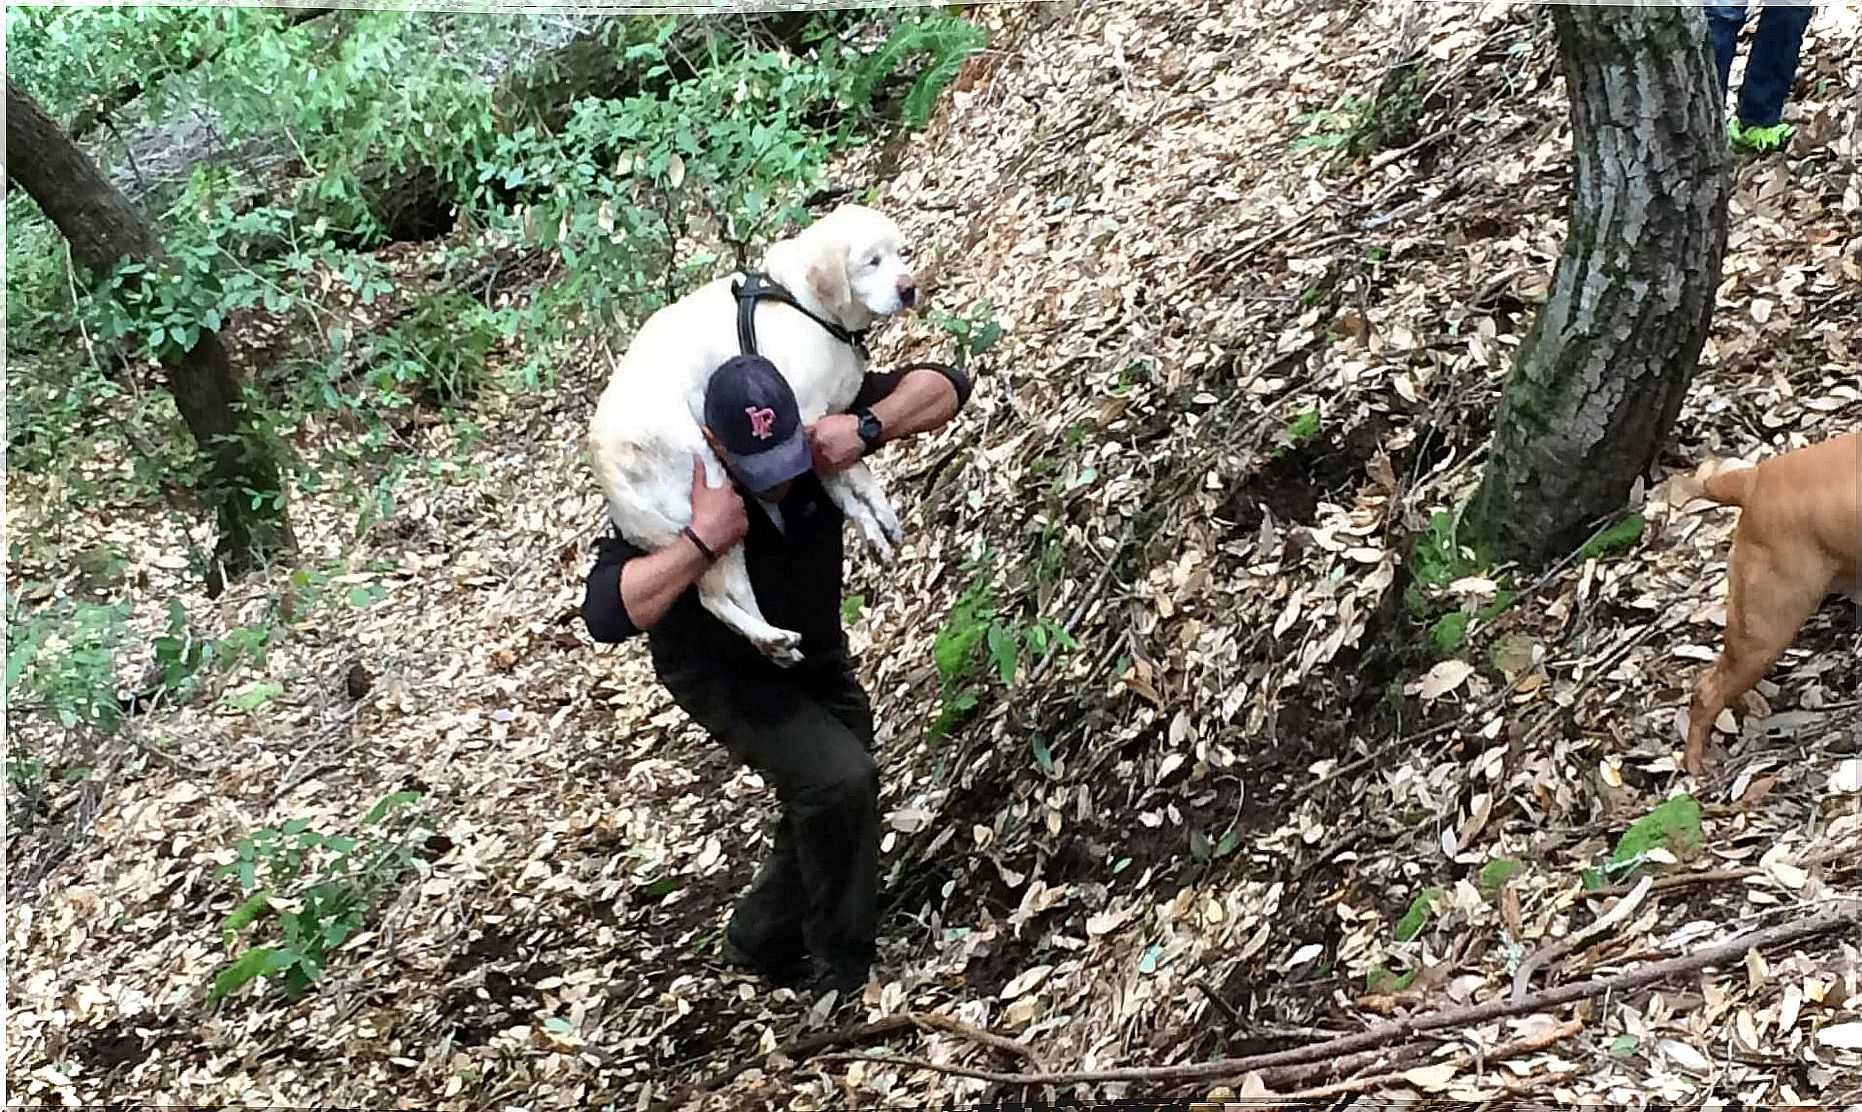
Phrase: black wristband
[{"left": 681, "top": 526, "right": 717, "bottom": 563}]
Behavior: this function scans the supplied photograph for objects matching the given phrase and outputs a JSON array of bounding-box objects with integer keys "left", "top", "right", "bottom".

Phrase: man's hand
[
  {"left": 806, "top": 414, "right": 867, "bottom": 476},
  {"left": 688, "top": 455, "right": 748, "bottom": 554}
]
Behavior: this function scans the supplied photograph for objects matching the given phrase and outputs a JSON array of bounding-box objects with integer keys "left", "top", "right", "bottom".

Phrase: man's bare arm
[
  {"left": 807, "top": 364, "right": 972, "bottom": 474},
  {"left": 865, "top": 365, "right": 962, "bottom": 445}
]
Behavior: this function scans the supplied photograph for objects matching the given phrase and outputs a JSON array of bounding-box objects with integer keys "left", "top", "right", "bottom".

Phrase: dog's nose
[{"left": 897, "top": 279, "right": 918, "bottom": 308}]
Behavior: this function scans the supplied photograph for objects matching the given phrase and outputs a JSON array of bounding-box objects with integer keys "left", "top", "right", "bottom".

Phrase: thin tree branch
[{"left": 805, "top": 905, "right": 1856, "bottom": 1088}]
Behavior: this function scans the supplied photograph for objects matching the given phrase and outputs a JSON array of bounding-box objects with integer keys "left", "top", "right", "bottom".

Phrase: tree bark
[
  {"left": 1459, "top": 2, "right": 1730, "bottom": 566},
  {"left": 7, "top": 76, "right": 293, "bottom": 580}
]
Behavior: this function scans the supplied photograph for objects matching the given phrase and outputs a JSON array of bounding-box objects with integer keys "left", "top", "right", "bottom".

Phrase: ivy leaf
[
  {"left": 1189, "top": 829, "right": 1211, "bottom": 862},
  {"left": 220, "top": 891, "right": 273, "bottom": 946},
  {"left": 363, "top": 790, "right": 420, "bottom": 825},
  {"left": 207, "top": 945, "right": 296, "bottom": 1004},
  {"left": 1394, "top": 887, "right": 1449, "bottom": 942},
  {"left": 985, "top": 625, "right": 1018, "bottom": 684}
]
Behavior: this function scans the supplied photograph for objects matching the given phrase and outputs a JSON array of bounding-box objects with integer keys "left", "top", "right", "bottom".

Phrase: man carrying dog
[{"left": 582, "top": 353, "right": 969, "bottom": 993}]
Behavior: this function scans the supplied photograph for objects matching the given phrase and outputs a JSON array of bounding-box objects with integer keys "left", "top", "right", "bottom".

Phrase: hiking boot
[
  {"left": 800, "top": 958, "right": 871, "bottom": 997},
  {"left": 720, "top": 931, "right": 809, "bottom": 986}
]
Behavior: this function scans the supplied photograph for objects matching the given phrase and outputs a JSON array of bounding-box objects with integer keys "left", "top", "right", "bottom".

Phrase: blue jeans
[{"left": 1707, "top": 2, "right": 1814, "bottom": 128}]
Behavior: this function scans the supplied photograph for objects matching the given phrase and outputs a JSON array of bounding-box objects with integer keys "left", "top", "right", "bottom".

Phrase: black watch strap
[{"left": 856, "top": 408, "right": 885, "bottom": 454}]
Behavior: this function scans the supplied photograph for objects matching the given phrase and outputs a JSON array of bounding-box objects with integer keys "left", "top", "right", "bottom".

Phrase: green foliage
[
  {"left": 362, "top": 288, "right": 500, "bottom": 405},
  {"left": 1188, "top": 826, "right": 1241, "bottom": 867},
  {"left": 931, "top": 299, "right": 1002, "bottom": 371},
  {"left": 1289, "top": 56, "right": 1429, "bottom": 172},
  {"left": 222, "top": 681, "right": 284, "bottom": 713},
  {"left": 1402, "top": 510, "right": 1518, "bottom": 657},
  {"left": 210, "top": 790, "right": 433, "bottom": 1005},
  {"left": 1366, "top": 965, "right": 1419, "bottom": 994},
  {"left": 1407, "top": 512, "right": 1472, "bottom": 600},
  {"left": 1478, "top": 857, "right": 1524, "bottom": 896},
  {"left": 5, "top": 578, "right": 276, "bottom": 739},
  {"left": 1289, "top": 96, "right": 1367, "bottom": 154},
  {"left": 835, "top": 10, "right": 985, "bottom": 128},
  {"left": 928, "top": 550, "right": 1075, "bottom": 741},
  {"left": 1582, "top": 794, "right": 1703, "bottom": 889},
  {"left": 143, "top": 600, "right": 272, "bottom": 711},
  {"left": 86, "top": 249, "right": 231, "bottom": 363},
  {"left": 4, "top": 6, "right": 259, "bottom": 125},
  {"left": 1610, "top": 795, "right": 1703, "bottom": 863},
  {"left": 4, "top": 591, "right": 129, "bottom": 734},
  {"left": 1393, "top": 886, "right": 1448, "bottom": 943},
  {"left": 1579, "top": 512, "right": 1645, "bottom": 560},
  {"left": 7, "top": 5, "right": 983, "bottom": 548}
]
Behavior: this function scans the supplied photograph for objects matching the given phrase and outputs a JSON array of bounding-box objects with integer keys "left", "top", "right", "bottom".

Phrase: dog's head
[{"left": 766, "top": 204, "right": 917, "bottom": 329}]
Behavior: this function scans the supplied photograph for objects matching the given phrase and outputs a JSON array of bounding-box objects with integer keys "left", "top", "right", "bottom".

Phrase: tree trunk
[
  {"left": 1459, "top": 2, "right": 1730, "bottom": 566},
  {"left": 7, "top": 77, "right": 293, "bottom": 581}
]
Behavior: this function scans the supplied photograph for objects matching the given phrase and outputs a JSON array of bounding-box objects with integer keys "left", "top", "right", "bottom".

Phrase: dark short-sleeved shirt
[
  {"left": 581, "top": 468, "right": 851, "bottom": 677},
  {"left": 582, "top": 367, "right": 970, "bottom": 679}
]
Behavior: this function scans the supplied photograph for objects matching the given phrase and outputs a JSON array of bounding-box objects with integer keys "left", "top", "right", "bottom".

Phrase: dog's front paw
[
  {"left": 755, "top": 628, "right": 806, "bottom": 668},
  {"left": 1683, "top": 741, "right": 1721, "bottom": 780},
  {"left": 874, "top": 500, "right": 905, "bottom": 547},
  {"left": 857, "top": 519, "right": 896, "bottom": 562},
  {"left": 843, "top": 506, "right": 895, "bottom": 561}
]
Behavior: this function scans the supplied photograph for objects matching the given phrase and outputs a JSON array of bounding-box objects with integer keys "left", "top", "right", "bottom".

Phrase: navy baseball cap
[{"left": 703, "top": 355, "right": 812, "bottom": 493}]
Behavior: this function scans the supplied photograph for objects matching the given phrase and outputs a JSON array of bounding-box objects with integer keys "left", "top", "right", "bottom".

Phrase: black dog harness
[{"left": 731, "top": 271, "right": 870, "bottom": 361}]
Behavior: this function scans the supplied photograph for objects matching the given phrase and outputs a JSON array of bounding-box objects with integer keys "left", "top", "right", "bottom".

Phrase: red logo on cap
[{"left": 745, "top": 406, "right": 777, "bottom": 440}]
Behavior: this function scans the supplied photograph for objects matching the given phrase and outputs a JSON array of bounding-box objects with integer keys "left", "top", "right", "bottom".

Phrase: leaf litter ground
[{"left": 7, "top": 0, "right": 1862, "bottom": 1108}]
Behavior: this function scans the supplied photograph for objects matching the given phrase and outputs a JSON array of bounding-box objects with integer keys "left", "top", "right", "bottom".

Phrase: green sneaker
[{"left": 1730, "top": 119, "right": 1795, "bottom": 154}]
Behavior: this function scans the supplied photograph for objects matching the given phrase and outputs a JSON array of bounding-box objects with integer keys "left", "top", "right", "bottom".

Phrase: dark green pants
[{"left": 658, "top": 649, "right": 878, "bottom": 984}]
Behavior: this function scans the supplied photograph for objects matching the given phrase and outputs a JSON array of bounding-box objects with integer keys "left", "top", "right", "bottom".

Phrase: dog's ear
[{"left": 804, "top": 240, "right": 854, "bottom": 317}]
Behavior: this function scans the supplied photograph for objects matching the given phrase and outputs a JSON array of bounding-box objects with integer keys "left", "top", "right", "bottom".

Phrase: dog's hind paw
[{"left": 755, "top": 629, "right": 806, "bottom": 667}]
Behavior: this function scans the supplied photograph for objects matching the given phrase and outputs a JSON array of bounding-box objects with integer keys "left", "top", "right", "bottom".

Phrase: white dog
[{"left": 588, "top": 204, "right": 918, "bottom": 666}]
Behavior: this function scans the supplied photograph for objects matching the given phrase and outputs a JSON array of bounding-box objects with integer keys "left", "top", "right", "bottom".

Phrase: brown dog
[{"left": 1682, "top": 429, "right": 1861, "bottom": 778}]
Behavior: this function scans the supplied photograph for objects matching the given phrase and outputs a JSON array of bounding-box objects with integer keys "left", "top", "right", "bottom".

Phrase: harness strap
[{"left": 731, "top": 271, "right": 869, "bottom": 360}]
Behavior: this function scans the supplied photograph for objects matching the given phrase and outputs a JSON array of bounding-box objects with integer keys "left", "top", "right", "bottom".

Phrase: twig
[
  {"left": 1028, "top": 558, "right": 1118, "bottom": 683},
  {"left": 1293, "top": 825, "right": 1364, "bottom": 884},
  {"left": 830, "top": 905, "right": 1857, "bottom": 1088},
  {"left": 269, "top": 759, "right": 346, "bottom": 806},
  {"left": 1193, "top": 979, "right": 1356, "bottom": 1048},
  {"left": 1192, "top": 978, "right": 1246, "bottom": 1032},
  {"left": 909, "top": 1013, "right": 1044, "bottom": 1068},
  {"left": 1589, "top": 867, "right": 1757, "bottom": 900},
  {"left": 1195, "top": 124, "right": 1464, "bottom": 279},
  {"left": 1239, "top": 1039, "right": 1437, "bottom": 1094},
  {"left": 1244, "top": 1017, "right": 1585, "bottom": 1103},
  {"left": 850, "top": 1036, "right": 1438, "bottom": 1097},
  {"left": 1510, "top": 875, "right": 1651, "bottom": 1005},
  {"left": 657, "top": 1010, "right": 1033, "bottom": 1110},
  {"left": 1584, "top": 845, "right": 1854, "bottom": 901}
]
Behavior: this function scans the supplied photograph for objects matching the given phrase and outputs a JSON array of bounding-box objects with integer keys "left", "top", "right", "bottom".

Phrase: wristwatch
[{"left": 854, "top": 408, "right": 885, "bottom": 455}]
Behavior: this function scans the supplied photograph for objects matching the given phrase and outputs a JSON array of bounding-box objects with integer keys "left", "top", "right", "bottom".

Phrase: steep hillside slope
[{"left": 7, "top": 0, "right": 1860, "bottom": 1108}]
